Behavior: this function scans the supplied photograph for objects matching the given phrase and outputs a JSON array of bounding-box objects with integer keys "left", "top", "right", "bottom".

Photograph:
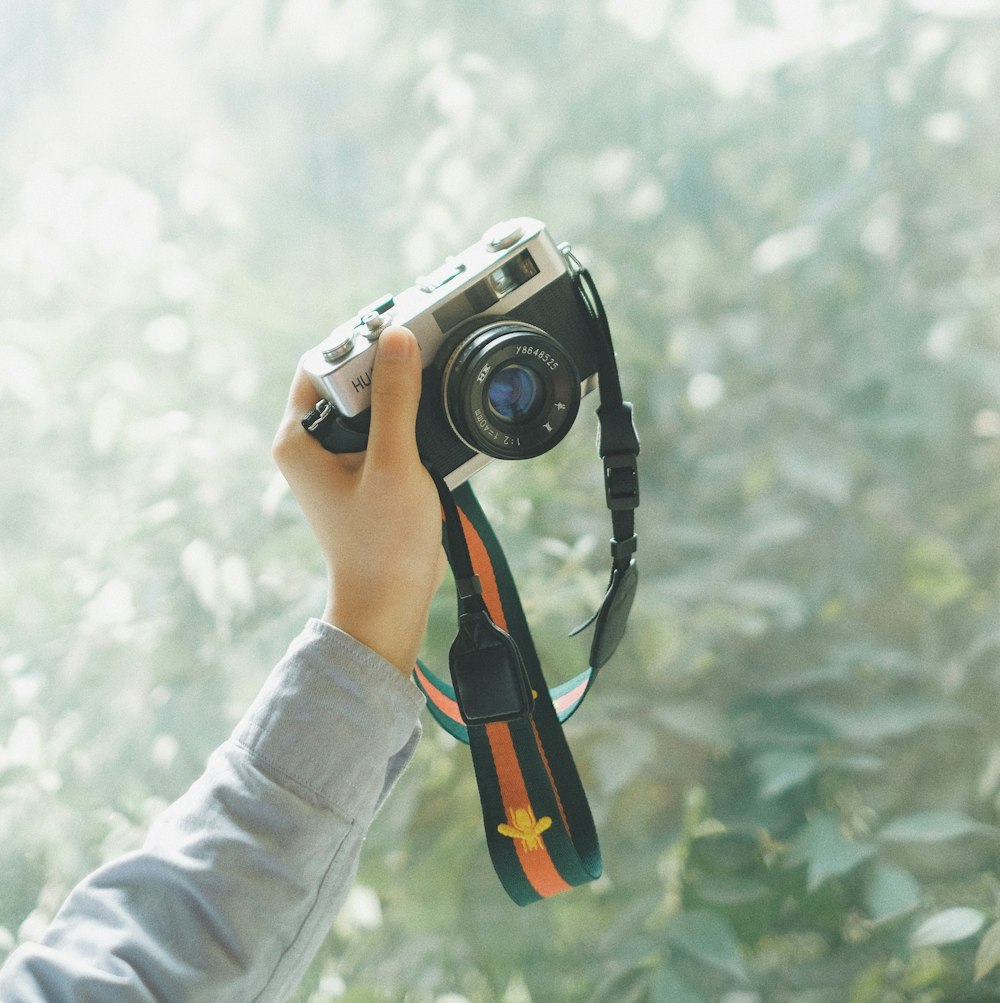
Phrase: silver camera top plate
[{"left": 302, "top": 217, "right": 572, "bottom": 418}]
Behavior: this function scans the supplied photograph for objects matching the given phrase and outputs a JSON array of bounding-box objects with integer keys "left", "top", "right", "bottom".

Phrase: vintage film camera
[{"left": 302, "top": 218, "right": 603, "bottom": 485}]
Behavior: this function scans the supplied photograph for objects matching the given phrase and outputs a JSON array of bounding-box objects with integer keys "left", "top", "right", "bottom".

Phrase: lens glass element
[{"left": 486, "top": 364, "right": 544, "bottom": 423}]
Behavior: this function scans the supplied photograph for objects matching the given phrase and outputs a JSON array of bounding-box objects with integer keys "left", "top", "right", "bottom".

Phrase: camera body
[{"left": 302, "top": 218, "right": 601, "bottom": 487}]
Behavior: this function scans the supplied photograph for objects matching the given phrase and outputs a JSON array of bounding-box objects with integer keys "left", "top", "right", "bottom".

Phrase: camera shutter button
[
  {"left": 361, "top": 310, "right": 390, "bottom": 340},
  {"left": 484, "top": 221, "right": 524, "bottom": 252}
]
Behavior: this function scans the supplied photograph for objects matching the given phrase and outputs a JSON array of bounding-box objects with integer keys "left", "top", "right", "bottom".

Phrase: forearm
[{"left": 0, "top": 620, "right": 423, "bottom": 1003}]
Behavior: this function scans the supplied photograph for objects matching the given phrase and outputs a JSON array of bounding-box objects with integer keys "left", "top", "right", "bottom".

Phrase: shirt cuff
[{"left": 231, "top": 619, "right": 425, "bottom": 823}]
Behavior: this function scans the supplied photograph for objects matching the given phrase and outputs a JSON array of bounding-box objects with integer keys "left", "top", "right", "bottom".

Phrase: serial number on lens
[{"left": 514, "top": 345, "right": 559, "bottom": 369}]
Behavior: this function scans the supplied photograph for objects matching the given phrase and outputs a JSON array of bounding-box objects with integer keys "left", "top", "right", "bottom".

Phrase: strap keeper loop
[
  {"left": 596, "top": 401, "right": 639, "bottom": 456},
  {"left": 456, "top": 575, "right": 483, "bottom": 600},
  {"left": 611, "top": 534, "right": 638, "bottom": 562}
]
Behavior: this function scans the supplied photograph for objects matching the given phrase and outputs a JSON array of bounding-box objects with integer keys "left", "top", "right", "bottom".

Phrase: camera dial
[{"left": 442, "top": 321, "right": 581, "bottom": 461}]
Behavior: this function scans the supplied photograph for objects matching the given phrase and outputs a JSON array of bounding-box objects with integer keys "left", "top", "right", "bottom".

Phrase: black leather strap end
[{"left": 301, "top": 401, "right": 371, "bottom": 454}]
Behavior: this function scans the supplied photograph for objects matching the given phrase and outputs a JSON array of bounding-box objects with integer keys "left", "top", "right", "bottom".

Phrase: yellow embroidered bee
[{"left": 498, "top": 806, "right": 552, "bottom": 852}]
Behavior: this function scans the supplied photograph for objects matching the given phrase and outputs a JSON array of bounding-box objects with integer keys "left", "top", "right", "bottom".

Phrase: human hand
[{"left": 272, "top": 327, "right": 446, "bottom": 674}]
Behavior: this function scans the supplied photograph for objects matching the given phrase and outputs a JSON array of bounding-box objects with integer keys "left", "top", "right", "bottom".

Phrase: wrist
[{"left": 322, "top": 597, "right": 430, "bottom": 676}]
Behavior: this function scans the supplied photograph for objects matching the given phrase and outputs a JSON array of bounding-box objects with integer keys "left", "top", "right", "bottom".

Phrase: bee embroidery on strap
[{"left": 498, "top": 806, "right": 552, "bottom": 852}]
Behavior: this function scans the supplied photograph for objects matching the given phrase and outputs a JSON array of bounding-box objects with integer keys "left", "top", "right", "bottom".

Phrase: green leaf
[
  {"left": 866, "top": 863, "right": 921, "bottom": 923},
  {"left": 830, "top": 752, "right": 884, "bottom": 776},
  {"left": 906, "top": 536, "right": 973, "bottom": 607},
  {"left": 879, "top": 811, "right": 998, "bottom": 844},
  {"left": 849, "top": 962, "right": 891, "bottom": 1003},
  {"left": 650, "top": 703, "right": 732, "bottom": 752},
  {"left": 694, "top": 873, "right": 770, "bottom": 907},
  {"left": 649, "top": 967, "right": 706, "bottom": 1003},
  {"left": 589, "top": 724, "right": 658, "bottom": 796},
  {"left": 798, "top": 699, "right": 969, "bottom": 743},
  {"left": 724, "top": 579, "right": 808, "bottom": 629},
  {"left": 830, "top": 642, "right": 922, "bottom": 679},
  {"left": 974, "top": 921, "right": 1000, "bottom": 982},
  {"left": 776, "top": 445, "right": 852, "bottom": 504},
  {"left": 752, "top": 748, "right": 817, "bottom": 798},
  {"left": 664, "top": 909, "right": 747, "bottom": 981},
  {"left": 736, "top": 513, "right": 811, "bottom": 555},
  {"left": 900, "top": 948, "right": 950, "bottom": 991},
  {"left": 910, "top": 907, "right": 985, "bottom": 948},
  {"left": 787, "top": 812, "right": 875, "bottom": 891}
]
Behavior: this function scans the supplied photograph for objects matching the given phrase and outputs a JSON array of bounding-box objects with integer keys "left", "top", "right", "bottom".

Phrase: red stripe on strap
[
  {"left": 486, "top": 721, "right": 571, "bottom": 899},
  {"left": 458, "top": 508, "right": 508, "bottom": 630}
]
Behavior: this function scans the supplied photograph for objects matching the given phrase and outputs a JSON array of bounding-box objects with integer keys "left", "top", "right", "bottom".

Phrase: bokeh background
[{"left": 4, "top": 1, "right": 1000, "bottom": 1000}]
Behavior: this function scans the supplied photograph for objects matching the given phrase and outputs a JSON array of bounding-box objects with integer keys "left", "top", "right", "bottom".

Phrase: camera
[{"left": 302, "top": 217, "right": 603, "bottom": 486}]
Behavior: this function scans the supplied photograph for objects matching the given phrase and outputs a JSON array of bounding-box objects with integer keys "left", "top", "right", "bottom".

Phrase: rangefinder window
[
  {"left": 432, "top": 250, "right": 540, "bottom": 333},
  {"left": 485, "top": 250, "right": 539, "bottom": 299}
]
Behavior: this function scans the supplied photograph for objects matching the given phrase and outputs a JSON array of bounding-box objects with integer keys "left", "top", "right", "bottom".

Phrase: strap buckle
[
  {"left": 603, "top": 451, "right": 639, "bottom": 511},
  {"left": 302, "top": 399, "right": 371, "bottom": 454},
  {"left": 597, "top": 401, "right": 640, "bottom": 512},
  {"left": 303, "top": 398, "right": 334, "bottom": 433}
]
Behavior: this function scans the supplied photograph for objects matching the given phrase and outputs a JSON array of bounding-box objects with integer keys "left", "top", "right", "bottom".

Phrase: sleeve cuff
[{"left": 231, "top": 619, "right": 425, "bottom": 822}]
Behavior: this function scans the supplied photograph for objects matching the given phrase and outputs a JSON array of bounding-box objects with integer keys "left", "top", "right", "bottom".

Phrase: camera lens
[
  {"left": 486, "top": 364, "right": 545, "bottom": 424},
  {"left": 442, "top": 321, "right": 581, "bottom": 461}
]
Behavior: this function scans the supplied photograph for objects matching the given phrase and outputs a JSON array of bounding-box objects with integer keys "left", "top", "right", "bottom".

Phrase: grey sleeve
[{"left": 0, "top": 619, "right": 424, "bottom": 1003}]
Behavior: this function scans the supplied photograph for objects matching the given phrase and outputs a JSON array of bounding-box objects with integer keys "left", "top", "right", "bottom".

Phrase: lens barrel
[{"left": 442, "top": 322, "right": 581, "bottom": 460}]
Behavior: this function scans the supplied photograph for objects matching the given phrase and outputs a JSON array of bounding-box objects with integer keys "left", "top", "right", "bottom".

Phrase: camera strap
[
  {"left": 417, "top": 474, "right": 603, "bottom": 905},
  {"left": 413, "top": 260, "right": 639, "bottom": 905}
]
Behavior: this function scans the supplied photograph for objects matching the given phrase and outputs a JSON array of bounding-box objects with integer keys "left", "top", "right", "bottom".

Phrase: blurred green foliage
[{"left": 3, "top": 0, "right": 1000, "bottom": 1000}]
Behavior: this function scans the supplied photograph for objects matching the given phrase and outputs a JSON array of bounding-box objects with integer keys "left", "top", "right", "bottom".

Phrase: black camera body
[{"left": 303, "top": 218, "right": 602, "bottom": 486}]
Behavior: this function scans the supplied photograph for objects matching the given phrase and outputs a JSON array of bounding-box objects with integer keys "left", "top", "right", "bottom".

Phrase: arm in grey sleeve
[{"left": 0, "top": 619, "right": 424, "bottom": 1003}]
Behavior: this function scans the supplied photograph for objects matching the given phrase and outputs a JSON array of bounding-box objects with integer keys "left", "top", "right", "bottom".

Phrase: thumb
[{"left": 366, "top": 326, "right": 423, "bottom": 469}]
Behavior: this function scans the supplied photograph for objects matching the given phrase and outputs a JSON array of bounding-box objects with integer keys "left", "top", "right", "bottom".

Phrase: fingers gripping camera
[{"left": 302, "top": 218, "right": 601, "bottom": 486}]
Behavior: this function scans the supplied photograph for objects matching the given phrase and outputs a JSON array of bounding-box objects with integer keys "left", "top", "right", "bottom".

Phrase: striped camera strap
[
  {"left": 414, "top": 260, "right": 638, "bottom": 905},
  {"left": 414, "top": 481, "right": 602, "bottom": 904}
]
